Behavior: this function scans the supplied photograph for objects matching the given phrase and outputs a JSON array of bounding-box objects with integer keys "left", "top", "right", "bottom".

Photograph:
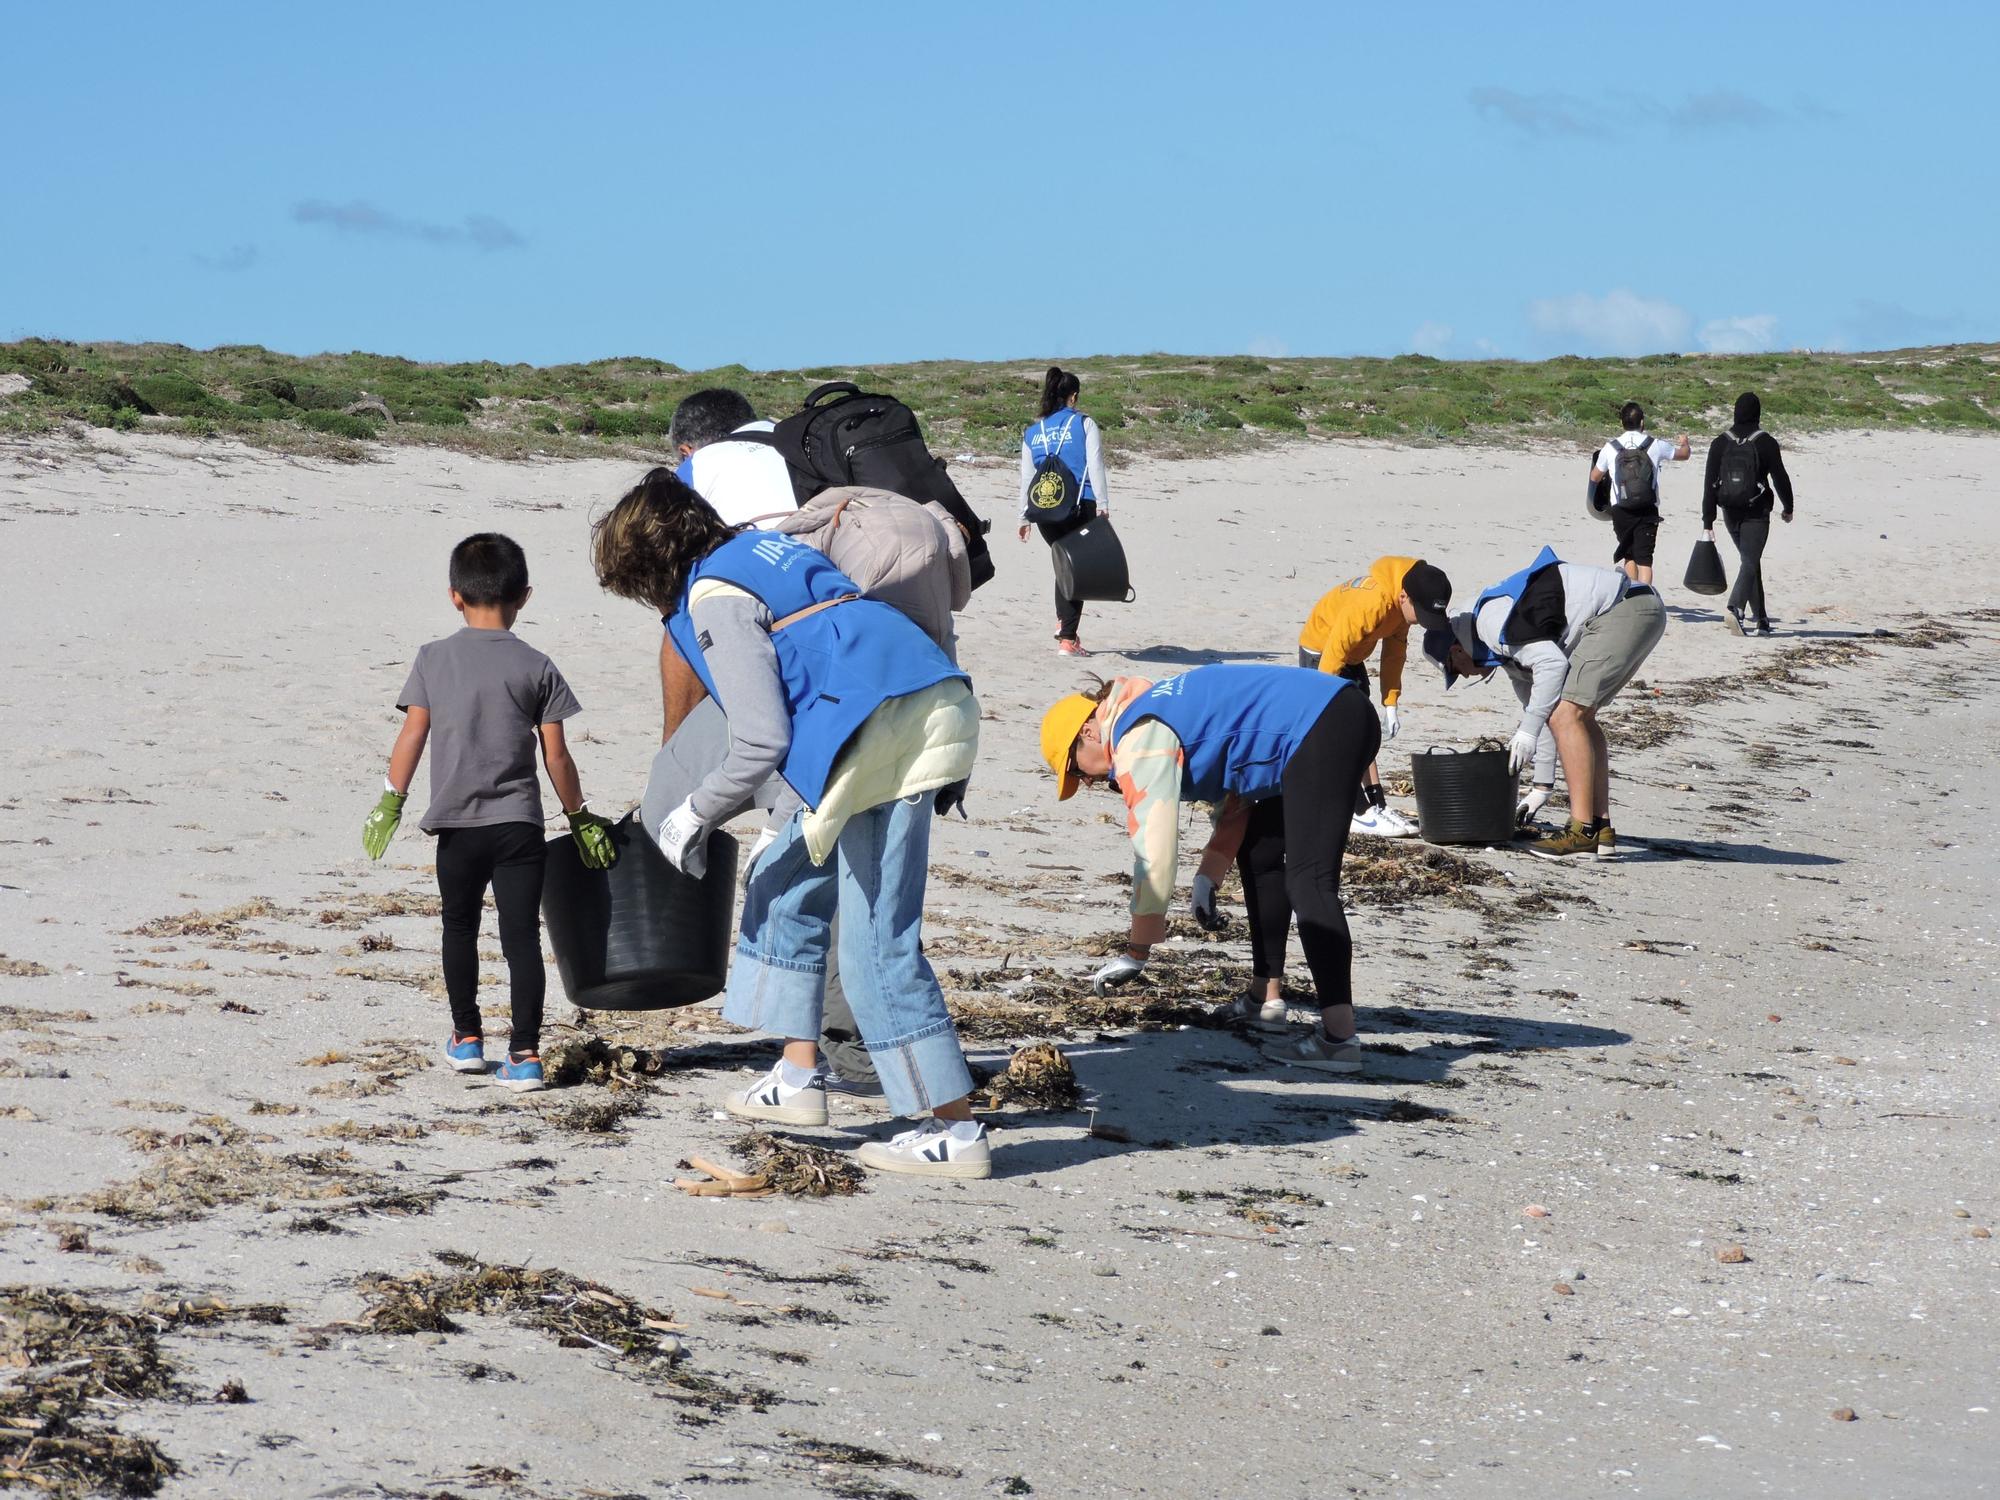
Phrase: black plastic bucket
[
  {"left": 1409, "top": 746, "right": 1516, "bottom": 845},
  {"left": 1052, "top": 517, "right": 1135, "bottom": 603},
  {"left": 1683, "top": 538, "right": 1728, "bottom": 596},
  {"left": 541, "top": 812, "right": 739, "bottom": 1010}
]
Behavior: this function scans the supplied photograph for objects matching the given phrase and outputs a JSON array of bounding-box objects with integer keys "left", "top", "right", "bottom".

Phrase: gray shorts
[{"left": 1561, "top": 589, "right": 1666, "bottom": 710}]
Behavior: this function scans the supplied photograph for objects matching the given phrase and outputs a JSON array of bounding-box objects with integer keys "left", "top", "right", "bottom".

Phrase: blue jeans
[{"left": 723, "top": 794, "right": 970, "bottom": 1117}]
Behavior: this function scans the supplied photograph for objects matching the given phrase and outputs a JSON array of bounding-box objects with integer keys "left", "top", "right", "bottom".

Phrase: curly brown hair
[{"left": 591, "top": 467, "right": 740, "bottom": 615}]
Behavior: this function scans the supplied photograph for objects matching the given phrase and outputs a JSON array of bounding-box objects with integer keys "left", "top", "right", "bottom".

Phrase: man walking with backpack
[
  {"left": 1702, "top": 391, "right": 1796, "bottom": 635},
  {"left": 1590, "top": 402, "right": 1691, "bottom": 586}
]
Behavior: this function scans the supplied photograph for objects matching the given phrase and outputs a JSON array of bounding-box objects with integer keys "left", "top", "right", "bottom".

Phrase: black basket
[
  {"left": 1682, "top": 537, "right": 1728, "bottom": 596},
  {"left": 1409, "top": 745, "right": 1516, "bottom": 845},
  {"left": 1051, "top": 516, "right": 1135, "bottom": 603},
  {"left": 541, "top": 813, "right": 739, "bottom": 1010}
]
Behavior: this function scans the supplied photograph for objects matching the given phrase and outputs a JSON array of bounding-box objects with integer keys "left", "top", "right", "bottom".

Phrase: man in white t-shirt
[
  {"left": 1589, "top": 401, "right": 1691, "bottom": 586},
  {"left": 668, "top": 389, "right": 800, "bottom": 528}
]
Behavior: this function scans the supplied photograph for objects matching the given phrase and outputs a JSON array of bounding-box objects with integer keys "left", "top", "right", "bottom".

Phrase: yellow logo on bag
[{"left": 1029, "top": 468, "right": 1070, "bottom": 510}]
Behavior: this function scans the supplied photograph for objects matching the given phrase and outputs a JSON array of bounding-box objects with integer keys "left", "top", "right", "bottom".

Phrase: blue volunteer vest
[
  {"left": 1466, "top": 546, "right": 1561, "bottom": 667},
  {"left": 665, "top": 532, "right": 967, "bottom": 807},
  {"left": 1109, "top": 665, "right": 1349, "bottom": 803},
  {"left": 1024, "top": 410, "right": 1095, "bottom": 501}
]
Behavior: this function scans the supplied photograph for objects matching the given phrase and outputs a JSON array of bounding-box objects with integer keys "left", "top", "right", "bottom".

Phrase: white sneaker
[
  {"left": 1349, "top": 805, "right": 1413, "bottom": 838},
  {"left": 1266, "top": 1029, "right": 1367, "bottom": 1074},
  {"left": 1371, "top": 805, "right": 1419, "bottom": 838},
  {"left": 723, "top": 1062, "right": 828, "bottom": 1127},
  {"left": 856, "top": 1119, "right": 993, "bottom": 1179},
  {"left": 1208, "top": 993, "right": 1294, "bottom": 1032}
]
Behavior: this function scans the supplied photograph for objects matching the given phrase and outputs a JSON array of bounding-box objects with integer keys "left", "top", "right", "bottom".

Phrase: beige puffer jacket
[{"left": 767, "top": 486, "right": 970, "bottom": 652}]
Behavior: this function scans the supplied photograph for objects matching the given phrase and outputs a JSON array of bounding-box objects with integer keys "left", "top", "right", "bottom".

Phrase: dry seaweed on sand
[
  {"left": 733, "top": 1132, "right": 866, "bottom": 1197},
  {"left": 545, "top": 1090, "right": 652, "bottom": 1134},
  {"left": 0, "top": 1288, "right": 280, "bottom": 1497},
  {"left": 354, "top": 1252, "right": 770, "bottom": 1409},
  {"left": 542, "top": 1033, "right": 679, "bottom": 1088},
  {"left": 126, "top": 898, "right": 282, "bottom": 940},
  {"left": 26, "top": 1114, "right": 383, "bottom": 1224},
  {"left": 308, "top": 889, "right": 443, "bottom": 927},
  {"left": 1340, "top": 842, "right": 1496, "bottom": 912},
  {"left": 982, "top": 1042, "right": 1084, "bottom": 1112},
  {"left": 0, "top": 956, "right": 56, "bottom": 979}
]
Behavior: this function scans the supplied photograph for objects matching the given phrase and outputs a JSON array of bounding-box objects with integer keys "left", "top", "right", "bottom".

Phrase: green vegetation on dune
[{"left": 2, "top": 337, "right": 1995, "bottom": 463}]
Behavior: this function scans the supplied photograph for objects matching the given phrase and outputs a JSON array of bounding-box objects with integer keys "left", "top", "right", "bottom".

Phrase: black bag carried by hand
[
  {"left": 745, "top": 382, "right": 995, "bottom": 589},
  {"left": 1683, "top": 537, "right": 1728, "bottom": 596}
]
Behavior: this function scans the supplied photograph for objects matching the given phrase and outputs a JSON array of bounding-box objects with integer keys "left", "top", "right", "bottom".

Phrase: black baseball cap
[{"left": 1402, "top": 561, "right": 1453, "bottom": 631}]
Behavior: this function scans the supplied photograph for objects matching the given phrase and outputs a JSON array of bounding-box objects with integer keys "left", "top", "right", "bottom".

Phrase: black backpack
[
  {"left": 1716, "top": 431, "right": 1763, "bottom": 508},
  {"left": 745, "top": 382, "right": 994, "bottom": 589},
  {"left": 1612, "top": 436, "right": 1658, "bottom": 508}
]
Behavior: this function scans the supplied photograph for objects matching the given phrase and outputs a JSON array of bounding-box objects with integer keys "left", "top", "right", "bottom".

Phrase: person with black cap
[
  {"left": 1702, "top": 391, "right": 1796, "bottom": 636},
  {"left": 1424, "top": 546, "right": 1666, "bottom": 860},
  {"left": 1296, "top": 557, "right": 1453, "bottom": 837}
]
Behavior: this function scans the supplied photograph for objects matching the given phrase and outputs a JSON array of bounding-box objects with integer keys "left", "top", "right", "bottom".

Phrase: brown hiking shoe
[
  {"left": 1595, "top": 825, "right": 1618, "bottom": 860},
  {"left": 1530, "top": 819, "right": 1597, "bottom": 860}
]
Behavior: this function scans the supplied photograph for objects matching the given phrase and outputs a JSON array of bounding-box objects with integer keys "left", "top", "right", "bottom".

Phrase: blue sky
[{"left": 4, "top": 1, "right": 1992, "bottom": 368}]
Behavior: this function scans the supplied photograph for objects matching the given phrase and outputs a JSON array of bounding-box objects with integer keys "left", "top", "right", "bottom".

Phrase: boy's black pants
[
  {"left": 1037, "top": 499, "right": 1097, "bottom": 641},
  {"left": 435, "top": 822, "right": 547, "bottom": 1054}
]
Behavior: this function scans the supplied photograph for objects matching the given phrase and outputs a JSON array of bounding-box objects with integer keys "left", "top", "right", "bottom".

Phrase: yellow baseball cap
[{"left": 1040, "top": 693, "right": 1098, "bottom": 801}]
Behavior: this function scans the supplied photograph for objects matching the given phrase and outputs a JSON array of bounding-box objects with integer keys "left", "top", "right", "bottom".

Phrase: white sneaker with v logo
[
  {"left": 723, "top": 1062, "right": 827, "bottom": 1126},
  {"left": 857, "top": 1119, "right": 993, "bottom": 1179}
]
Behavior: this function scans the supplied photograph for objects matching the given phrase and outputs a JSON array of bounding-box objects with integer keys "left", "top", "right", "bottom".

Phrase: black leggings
[
  {"left": 436, "top": 822, "right": 547, "bottom": 1054},
  {"left": 1038, "top": 500, "right": 1096, "bottom": 640},
  {"left": 1233, "top": 688, "right": 1380, "bottom": 1008}
]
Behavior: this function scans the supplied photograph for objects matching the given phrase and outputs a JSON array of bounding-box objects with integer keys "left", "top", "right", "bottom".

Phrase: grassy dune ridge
[{"left": 3, "top": 336, "right": 1995, "bottom": 463}]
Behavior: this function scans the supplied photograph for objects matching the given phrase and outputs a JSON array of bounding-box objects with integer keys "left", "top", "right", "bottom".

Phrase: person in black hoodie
[{"left": 1702, "top": 392, "right": 1796, "bottom": 635}]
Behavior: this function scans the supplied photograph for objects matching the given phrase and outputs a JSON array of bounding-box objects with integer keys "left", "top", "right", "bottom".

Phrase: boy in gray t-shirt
[{"left": 361, "top": 534, "right": 616, "bottom": 1093}]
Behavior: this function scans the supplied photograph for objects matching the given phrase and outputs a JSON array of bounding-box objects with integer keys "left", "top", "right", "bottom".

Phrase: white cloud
[
  {"left": 1667, "top": 91, "right": 1779, "bottom": 132},
  {"left": 1469, "top": 87, "right": 1605, "bottom": 138},
  {"left": 1411, "top": 321, "right": 1453, "bottom": 356},
  {"left": 1246, "top": 335, "right": 1289, "bottom": 358},
  {"left": 1698, "top": 314, "right": 1780, "bottom": 353},
  {"left": 1527, "top": 289, "right": 1692, "bottom": 356}
]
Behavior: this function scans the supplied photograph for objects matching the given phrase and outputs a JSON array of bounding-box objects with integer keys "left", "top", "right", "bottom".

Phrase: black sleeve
[
  {"left": 1506, "top": 566, "right": 1568, "bottom": 648},
  {"left": 1760, "top": 433, "right": 1794, "bottom": 514},
  {"left": 1701, "top": 435, "right": 1724, "bottom": 530}
]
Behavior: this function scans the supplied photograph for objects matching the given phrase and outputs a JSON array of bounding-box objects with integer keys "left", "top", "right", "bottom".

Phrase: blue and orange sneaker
[
  {"left": 444, "top": 1033, "right": 486, "bottom": 1074},
  {"left": 496, "top": 1052, "right": 546, "bottom": 1093}
]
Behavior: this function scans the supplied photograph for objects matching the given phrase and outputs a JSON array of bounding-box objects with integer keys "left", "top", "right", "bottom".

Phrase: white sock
[
  {"left": 946, "top": 1119, "right": 985, "bottom": 1142},
  {"left": 778, "top": 1059, "right": 817, "bottom": 1089}
]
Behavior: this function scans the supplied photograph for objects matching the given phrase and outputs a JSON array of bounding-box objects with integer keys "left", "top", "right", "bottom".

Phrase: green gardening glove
[
  {"left": 362, "top": 788, "right": 407, "bottom": 861},
  {"left": 568, "top": 806, "right": 617, "bottom": 870}
]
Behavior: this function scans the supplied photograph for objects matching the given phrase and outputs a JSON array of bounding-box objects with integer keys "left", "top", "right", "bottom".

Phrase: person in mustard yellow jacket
[{"left": 1297, "top": 557, "right": 1453, "bottom": 837}]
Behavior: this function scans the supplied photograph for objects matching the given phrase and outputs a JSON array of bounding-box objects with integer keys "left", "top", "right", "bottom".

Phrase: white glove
[
  {"left": 1191, "top": 873, "right": 1226, "bottom": 933},
  {"left": 657, "top": 797, "right": 708, "bottom": 879},
  {"left": 1507, "top": 730, "right": 1539, "bottom": 777},
  {"left": 1516, "top": 784, "right": 1553, "bottom": 825},
  {"left": 1091, "top": 954, "right": 1145, "bottom": 996},
  {"left": 1383, "top": 705, "right": 1400, "bottom": 740},
  {"left": 745, "top": 823, "right": 779, "bottom": 869}
]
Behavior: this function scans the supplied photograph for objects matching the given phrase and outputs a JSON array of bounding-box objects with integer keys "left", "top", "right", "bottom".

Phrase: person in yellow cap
[
  {"left": 1040, "top": 664, "right": 1379, "bottom": 1072},
  {"left": 1297, "top": 557, "right": 1453, "bottom": 837}
]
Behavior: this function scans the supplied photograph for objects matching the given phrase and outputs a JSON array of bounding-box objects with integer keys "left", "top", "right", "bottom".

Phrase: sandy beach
[{"left": 3, "top": 425, "right": 1997, "bottom": 1499}]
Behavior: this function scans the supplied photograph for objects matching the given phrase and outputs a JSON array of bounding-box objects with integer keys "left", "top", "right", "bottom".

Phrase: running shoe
[
  {"left": 1349, "top": 805, "right": 1412, "bottom": 838},
  {"left": 1056, "top": 638, "right": 1087, "bottom": 657},
  {"left": 820, "top": 1067, "right": 887, "bottom": 1101},
  {"left": 1371, "top": 805, "right": 1419, "bottom": 838},
  {"left": 495, "top": 1053, "right": 546, "bottom": 1093},
  {"left": 1726, "top": 607, "right": 1747, "bottom": 637},
  {"left": 444, "top": 1033, "right": 486, "bottom": 1074},
  {"left": 857, "top": 1119, "right": 993, "bottom": 1179},
  {"left": 1208, "top": 992, "right": 1294, "bottom": 1032},
  {"left": 1266, "top": 1029, "right": 1366, "bottom": 1074},
  {"left": 724, "top": 1062, "right": 829, "bottom": 1126},
  {"left": 1595, "top": 825, "right": 1619, "bottom": 861},
  {"left": 1530, "top": 819, "right": 1598, "bottom": 859}
]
